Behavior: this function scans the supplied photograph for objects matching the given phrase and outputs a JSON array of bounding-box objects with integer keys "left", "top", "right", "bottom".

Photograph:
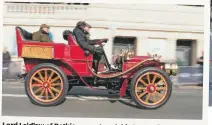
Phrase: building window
[
  {"left": 5, "top": 2, "right": 90, "bottom": 5},
  {"left": 67, "top": 3, "right": 89, "bottom": 5},
  {"left": 178, "top": 4, "right": 203, "bottom": 7},
  {"left": 5, "top": 2, "right": 89, "bottom": 14},
  {"left": 176, "top": 39, "right": 196, "bottom": 66},
  {"left": 112, "top": 36, "right": 137, "bottom": 56}
]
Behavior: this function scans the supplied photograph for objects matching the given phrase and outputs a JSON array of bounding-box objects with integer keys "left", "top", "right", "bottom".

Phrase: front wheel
[{"left": 130, "top": 67, "right": 172, "bottom": 109}]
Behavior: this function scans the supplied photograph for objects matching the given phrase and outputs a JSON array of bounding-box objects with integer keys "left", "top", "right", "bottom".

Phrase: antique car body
[{"left": 16, "top": 26, "right": 178, "bottom": 109}]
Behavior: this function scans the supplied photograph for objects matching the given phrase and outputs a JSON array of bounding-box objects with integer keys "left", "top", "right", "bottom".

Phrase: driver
[{"left": 73, "top": 21, "right": 108, "bottom": 74}]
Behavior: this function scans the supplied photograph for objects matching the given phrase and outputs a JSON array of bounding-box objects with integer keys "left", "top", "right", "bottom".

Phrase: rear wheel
[
  {"left": 25, "top": 63, "right": 69, "bottom": 106},
  {"left": 130, "top": 67, "right": 172, "bottom": 109}
]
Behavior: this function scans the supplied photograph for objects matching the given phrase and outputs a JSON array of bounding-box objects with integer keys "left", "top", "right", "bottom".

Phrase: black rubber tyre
[
  {"left": 130, "top": 67, "right": 172, "bottom": 109},
  {"left": 25, "top": 63, "right": 69, "bottom": 106}
]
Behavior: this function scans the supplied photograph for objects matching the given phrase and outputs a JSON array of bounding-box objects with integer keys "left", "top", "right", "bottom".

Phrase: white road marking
[
  {"left": 3, "top": 86, "right": 201, "bottom": 96},
  {"left": 2, "top": 82, "right": 24, "bottom": 85},
  {"left": 3, "top": 94, "right": 27, "bottom": 97},
  {"left": 2, "top": 94, "right": 131, "bottom": 101},
  {"left": 3, "top": 86, "right": 201, "bottom": 94},
  {"left": 7, "top": 86, "right": 24, "bottom": 89}
]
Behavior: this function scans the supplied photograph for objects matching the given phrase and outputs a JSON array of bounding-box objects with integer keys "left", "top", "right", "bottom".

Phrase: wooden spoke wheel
[
  {"left": 130, "top": 67, "right": 172, "bottom": 109},
  {"left": 25, "top": 63, "right": 69, "bottom": 106}
]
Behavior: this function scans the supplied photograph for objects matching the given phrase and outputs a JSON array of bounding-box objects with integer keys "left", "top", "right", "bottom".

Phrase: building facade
[{"left": 3, "top": 2, "right": 204, "bottom": 66}]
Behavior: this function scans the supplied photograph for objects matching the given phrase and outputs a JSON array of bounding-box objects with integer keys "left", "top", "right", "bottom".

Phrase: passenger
[
  {"left": 32, "top": 24, "right": 53, "bottom": 42},
  {"left": 2, "top": 47, "right": 11, "bottom": 81},
  {"left": 197, "top": 51, "right": 204, "bottom": 66},
  {"left": 73, "top": 21, "right": 108, "bottom": 74},
  {"left": 196, "top": 51, "right": 204, "bottom": 86}
]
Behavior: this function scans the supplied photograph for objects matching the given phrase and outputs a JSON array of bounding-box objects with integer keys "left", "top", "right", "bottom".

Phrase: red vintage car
[{"left": 16, "top": 26, "right": 178, "bottom": 109}]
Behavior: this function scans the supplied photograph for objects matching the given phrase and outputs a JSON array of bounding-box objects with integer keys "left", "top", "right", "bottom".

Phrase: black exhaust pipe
[{"left": 17, "top": 73, "right": 27, "bottom": 79}]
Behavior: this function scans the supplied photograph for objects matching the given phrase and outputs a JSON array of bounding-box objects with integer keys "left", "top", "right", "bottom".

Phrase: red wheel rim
[
  {"left": 29, "top": 68, "right": 64, "bottom": 103},
  {"left": 134, "top": 72, "right": 168, "bottom": 106}
]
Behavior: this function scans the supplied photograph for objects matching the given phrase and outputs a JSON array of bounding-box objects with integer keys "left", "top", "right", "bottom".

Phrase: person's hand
[
  {"left": 102, "top": 38, "right": 108, "bottom": 43},
  {"left": 96, "top": 38, "right": 108, "bottom": 44}
]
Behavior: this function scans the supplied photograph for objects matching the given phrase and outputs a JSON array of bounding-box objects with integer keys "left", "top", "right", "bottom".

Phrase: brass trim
[
  {"left": 164, "top": 63, "right": 178, "bottom": 76},
  {"left": 22, "top": 45, "right": 54, "bottom": 59}
]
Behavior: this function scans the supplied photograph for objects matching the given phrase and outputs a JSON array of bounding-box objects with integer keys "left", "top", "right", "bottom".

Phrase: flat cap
[
  {"left": 76, "top": 21, "right": 91, "bottom": 28},
  {"left": 40, "top": 24, "right": 50, "bottom": 29}
]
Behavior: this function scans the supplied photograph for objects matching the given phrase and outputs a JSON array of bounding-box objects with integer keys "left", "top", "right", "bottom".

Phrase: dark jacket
[
  {"left": 32, "top": 29, "right": 52, "bottom": 42},
  {"left": 73, "top": 27, "right": 101, "bottom": 53}
]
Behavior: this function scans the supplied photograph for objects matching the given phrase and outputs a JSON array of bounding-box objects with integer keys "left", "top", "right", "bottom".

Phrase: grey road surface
[{"left": 2, "top": 81, "right": 203, "bottom": 119}]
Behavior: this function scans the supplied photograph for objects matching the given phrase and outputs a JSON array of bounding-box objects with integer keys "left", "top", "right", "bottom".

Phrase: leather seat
[
  {"left": 16, "top": 26, "right": 32, "bottom": 41},
  {"left": 62, "top": 30, "right": 73, "bottom": 41},
  {"left": 62, "top": 30, "right": 90, "bottom": 57}
]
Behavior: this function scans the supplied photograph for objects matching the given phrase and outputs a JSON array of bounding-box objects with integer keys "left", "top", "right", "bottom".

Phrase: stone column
[
  {"left": 107, "top": 25, "right": 116, "bottom": 63},
  {"left": 136, "top": 37, "right": 148, "bottom": 56},
  {"left": 165, "top": 38, "right": 177, "bottom": 61}
]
